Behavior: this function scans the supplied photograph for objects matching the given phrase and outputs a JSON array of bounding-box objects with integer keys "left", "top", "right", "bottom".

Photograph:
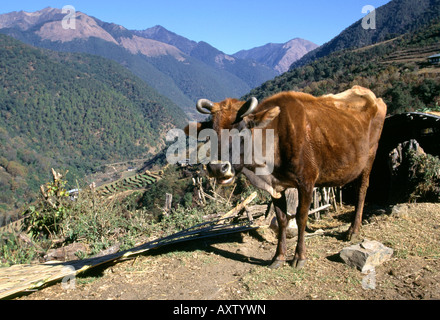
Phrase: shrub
[
  {"left": 22, "top": 173, "right": 70, "bottom": 239},
  {"left": 0, "top": 232, "right": 39, "bottom": 266},
  {"left": 159, "top": 206, "right": 204, "bottom": 235},
  {"left": 408, "top": 151, "right": 440, "bottom": 202},
  {"left": 60, "top": 189, "right": 150, "bottom": 255}
]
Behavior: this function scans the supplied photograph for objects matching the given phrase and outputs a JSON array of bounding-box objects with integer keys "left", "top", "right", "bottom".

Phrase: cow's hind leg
[
  {"left": 269, "top": 191, "right": 290, "bottom": 269},
  {"left": 291, "top": 185, "right": 314, "bottom": 269},
  {"left": 346, "top": 156, "right": 375, "bottom": 241}
]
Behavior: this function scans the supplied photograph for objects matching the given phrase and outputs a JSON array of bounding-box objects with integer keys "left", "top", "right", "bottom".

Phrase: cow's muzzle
[{"left": 207, "top": 161, "right": 235, "bottom": 185}]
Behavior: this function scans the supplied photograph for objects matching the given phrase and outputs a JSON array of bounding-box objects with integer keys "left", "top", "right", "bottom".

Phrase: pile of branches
[{"left": 389, "top": 139, "right": 440, "bottom": 202}]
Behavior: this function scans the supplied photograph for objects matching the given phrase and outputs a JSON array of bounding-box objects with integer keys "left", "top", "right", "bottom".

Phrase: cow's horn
[
  {"left": 196, "top": 99, "right": 214, "bottom": 114},
  {"left": 240, "top": 97, "right": 258, "bottom": 118}
]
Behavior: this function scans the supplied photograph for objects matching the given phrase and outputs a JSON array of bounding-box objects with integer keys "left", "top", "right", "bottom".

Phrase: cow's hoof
[
  {"left": 268, "top": 259, "right": 285, "bottom": 269},
  {"left": 290, "top": 258, "right": 307, "bottom": 269}
]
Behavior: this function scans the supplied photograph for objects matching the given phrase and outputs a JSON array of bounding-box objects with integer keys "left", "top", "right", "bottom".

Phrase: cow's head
[{"left": 184, "top": 97, "right": 280, "bottom": 185}]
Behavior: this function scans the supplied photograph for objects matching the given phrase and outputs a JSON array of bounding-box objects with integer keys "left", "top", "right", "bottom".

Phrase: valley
[{"left": 0, "top": 6, "right": 318, "bottom": 222}]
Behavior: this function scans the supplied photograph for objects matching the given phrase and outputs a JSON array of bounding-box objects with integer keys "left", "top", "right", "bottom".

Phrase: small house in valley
[{"left": 427, "top": 53, "right": 440, "bottom": 65}]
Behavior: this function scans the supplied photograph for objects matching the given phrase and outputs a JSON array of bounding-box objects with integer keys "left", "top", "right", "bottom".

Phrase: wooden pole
[
  {"left": 165, "top": 193, "right": 172, "bottom": 212},
  {"left": 313, "top": 188, "right": 320, "bottom": 220},
  {"left": 339, "top": 187, "right": 343, "bottom": 207},
  {"left": 219, "top": 191, "right": 257, "bottom": 220},
  {"left": 308, "top": 204, "right": 331, "bottom": 216}
]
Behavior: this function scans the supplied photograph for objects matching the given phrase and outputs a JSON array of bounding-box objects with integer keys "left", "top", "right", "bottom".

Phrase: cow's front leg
[
  {"left": 269, "top": 191, "right": 289, "bottom": 269},
  {"left": 291, "top": 185, "right": 313, "bottom": 269}
]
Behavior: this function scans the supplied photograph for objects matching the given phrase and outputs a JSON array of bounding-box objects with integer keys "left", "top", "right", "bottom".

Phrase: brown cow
[{"left": 185, "top": 86, "right": 387, "bottom": 269}]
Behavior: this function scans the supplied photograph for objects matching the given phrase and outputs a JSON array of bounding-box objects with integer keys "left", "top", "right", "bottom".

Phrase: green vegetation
[
  {"left": 408, "top": 150, "right": 440, "bottom": 202},
  {"left": 245, "top": 19, "right": 440, "bottom": 115},
  {"left": 0, "top": 165, "right": 265, "bottom": 266},
  {"left": 0, "top": 232, "right": 39, "bottom": 266},
  {"left": 23, "top": 172, "right": 70, "bottom": 239},
  {"left": 0, "top": 34, "right": 187, "bottom": 219},
  {"left": 1, "top": 169, "right": 194, "bottom": 266}
]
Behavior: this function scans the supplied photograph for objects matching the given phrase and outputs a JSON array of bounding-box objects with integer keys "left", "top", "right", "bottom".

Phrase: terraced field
[
  {"left": 382, "top": 43, "right": 440, "bottom": 64},
  {"left": 97, "top": 171, "right": 162, "bottom": 196}
]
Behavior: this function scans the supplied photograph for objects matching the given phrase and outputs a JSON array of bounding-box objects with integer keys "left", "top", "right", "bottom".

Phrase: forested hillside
[
  {"left": 245, "top": 19, "right": 440, "bottom": 115},
  {"left": 0, "top": 8, "right": 282, "bottom": 118},
  {"left": 0, "top": 34, "right": 187, "bottom": 217}
]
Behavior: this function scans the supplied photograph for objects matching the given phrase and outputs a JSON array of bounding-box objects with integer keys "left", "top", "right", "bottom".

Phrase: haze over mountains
[{"left": 0, "top": 7, "right": 317, "bottom": 117}]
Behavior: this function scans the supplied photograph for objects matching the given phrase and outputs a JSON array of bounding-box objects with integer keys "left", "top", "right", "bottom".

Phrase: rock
[
  {"left": 236, "top": 247, "right": 249, "bottom": 256},
  {"left": 253, "top": 226, "right": 278, "bottom": 244},
  {"left": 92, "top": 243, "right": 121, "bottom": 258},
  {"left": 339, "top": 239, "right": 393, "bottom": 273},
  {"left": 44, "top": 242, "right": 89, "bottom": 262},
  {"left": 270, "top": 216, "right": 298, "bottom": 238},
  {"left": 390, "top": 204, "right": 410, "bottom": 218}
]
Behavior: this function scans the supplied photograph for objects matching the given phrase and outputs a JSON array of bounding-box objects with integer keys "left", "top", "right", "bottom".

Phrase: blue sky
[{"left": 1, "top": 0, "right": 391, "bottom": 54}]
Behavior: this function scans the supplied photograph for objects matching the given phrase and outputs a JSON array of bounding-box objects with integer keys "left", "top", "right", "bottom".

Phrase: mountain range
[
  {"left": 0, "top": 6, "right": 317, "bottom": 219},
  {"left": 0, "top": 7, "right": 317, "bottom": 118},
  {"left": 233, "top": 38, "right": 319, "bottom": 74}
]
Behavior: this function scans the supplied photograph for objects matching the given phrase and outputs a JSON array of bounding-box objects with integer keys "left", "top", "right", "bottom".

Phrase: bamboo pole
[{"left": 308, "top": 204, "right": 331, "bottom": 215}]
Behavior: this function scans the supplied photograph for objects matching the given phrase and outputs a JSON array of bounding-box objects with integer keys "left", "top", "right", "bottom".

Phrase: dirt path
[{"left": 18, "top": 203, "right": 440, "bottom": 300}]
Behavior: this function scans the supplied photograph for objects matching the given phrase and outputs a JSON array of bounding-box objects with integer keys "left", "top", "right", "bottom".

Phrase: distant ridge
[
  {"left": 233, "top": 38, "right": 319, "bottom": 74},
  {"left": 135, "top": 25, "right": 197, "bottom": 55}
]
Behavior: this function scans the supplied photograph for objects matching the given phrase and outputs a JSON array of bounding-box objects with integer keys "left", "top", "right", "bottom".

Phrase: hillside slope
[
  {"left": 0, "top": 34, "right": 187, "bottom": 216},
  {"left": 245, "top": 18, "right": 440, "bottom": 115},
  {"left": 291, "top": 0, "right": 440, "bottom": 69}
]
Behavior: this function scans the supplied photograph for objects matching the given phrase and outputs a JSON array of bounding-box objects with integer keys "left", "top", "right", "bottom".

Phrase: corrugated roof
[{"left": 428, "top": 53, "right": 440, "bottom": 58}]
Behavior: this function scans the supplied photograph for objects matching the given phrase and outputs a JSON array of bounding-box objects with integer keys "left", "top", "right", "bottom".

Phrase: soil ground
[{"left": 17, "top": 203, "right": 440, "bottom": 301}]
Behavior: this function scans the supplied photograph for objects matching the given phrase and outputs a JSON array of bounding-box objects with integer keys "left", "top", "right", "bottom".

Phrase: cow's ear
[
  {"left": 184, "top": 121, "right": 212, "bottom": 136},
  {"left": 244, "top": 106, "right": 280, "bottom": 129}
]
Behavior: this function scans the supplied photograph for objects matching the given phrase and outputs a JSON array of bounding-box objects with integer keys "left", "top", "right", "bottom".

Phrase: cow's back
[{"left": 259, "top": 86, "right": 386, "bottom": 187}]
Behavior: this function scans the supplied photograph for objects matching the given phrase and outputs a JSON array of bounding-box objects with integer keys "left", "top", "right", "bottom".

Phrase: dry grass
[{"left": 16, "top": 203, "right": 440, "bottom": 300}]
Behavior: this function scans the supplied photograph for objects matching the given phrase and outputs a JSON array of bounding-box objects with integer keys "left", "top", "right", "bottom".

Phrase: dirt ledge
[{"left": 18, "top": 203, "right": 440, "bottom": 300}]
